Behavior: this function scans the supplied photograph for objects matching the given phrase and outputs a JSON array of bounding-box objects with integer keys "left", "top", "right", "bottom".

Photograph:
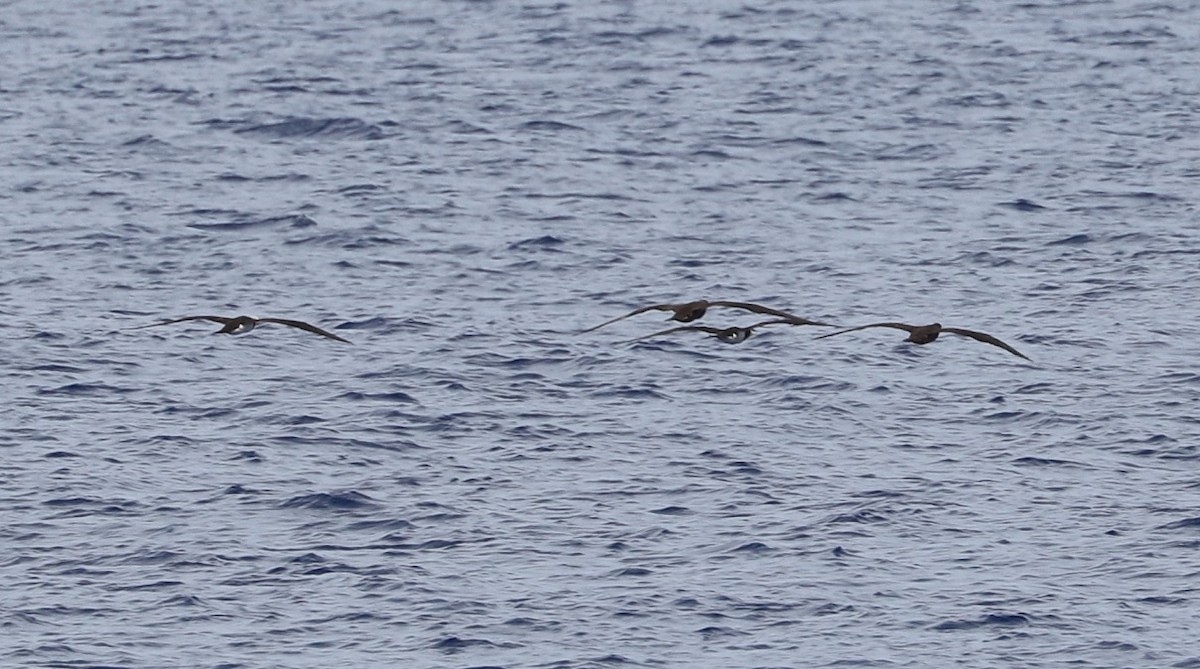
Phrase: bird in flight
[
  {"left": 625, "top": 319, "right": 797, "bottom": 344},
  {"left": 814, "top": 322, "right": 1028, "bottom": 360},
  {"left": 129, "top": 315, "right": 351, "bottom": 343},
  {"left": 582, "top": 299, "right": 834, "bottom": 333}
]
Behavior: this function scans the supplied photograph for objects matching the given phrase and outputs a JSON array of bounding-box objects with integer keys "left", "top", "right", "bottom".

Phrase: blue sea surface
[{"left": 3, "top": 1, "right": 1199, "bottom": 667}]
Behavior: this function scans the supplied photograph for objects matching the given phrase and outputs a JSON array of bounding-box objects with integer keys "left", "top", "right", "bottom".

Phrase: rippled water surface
[{"left": 3, "top": 1, "right": 1200, "bottom": 667}]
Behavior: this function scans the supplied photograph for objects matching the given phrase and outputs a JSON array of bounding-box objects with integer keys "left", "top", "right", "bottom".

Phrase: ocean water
[{"left": 3, "top": 0, "right": 1199, "bottom": 667}]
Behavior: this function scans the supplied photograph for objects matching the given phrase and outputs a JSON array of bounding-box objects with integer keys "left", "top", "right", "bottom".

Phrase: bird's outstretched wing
[
  {"left": 127, "top": 315, "right": 236, "bottom": 330},
  {"left": 942, "top": 327, "right": 1029, "bottom": 360},
  {"left": 813, "top": 322, "right": 916, "bottom": 340},
  {"left": 624, "top": 325, "right": 722, "bottom": 343},
  {"left": 709, "top": 301, "right": 836, "bottom": 326},
  {"left": 258, "top": 318, "right": 352, "bottom": 343},
  {"left": 581, "top": 304, "right": 675, "bottom": 333}
]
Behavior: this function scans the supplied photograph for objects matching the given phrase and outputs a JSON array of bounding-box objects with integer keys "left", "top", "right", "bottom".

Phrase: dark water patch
[
  {"left": 977, "top": 410, "right": 1055, "bottom": 426},
  {"left": 335, "top": 316, "right": 393, "bottom": 331},
  {"left": 728, "top": 542, "right": 773, "bottom": 554},
  {"left": 724, "top": 460, "right": 763, "bottom": 476},
  {"left": 223, "top": 484, "right": 258, "bottom": 495},
  {"left": 44, "top": 451, "right": 80, "bottom": 458},
  {"left": 519, "top": 120, "right": 585, "bottom": 132},
  {"left": 139, "top": 434, "right": 200, "bottom": 447},
  {"left": 1121, "top": 443, "right": 1197, "bottom": 460},
  {"left": 931, "top": 612, "right": 1030, "bottom": 631},
  {"left": 524, "top": 190, "right": 635, "bottom": 202},
  {"left": 854, "top": 489, "right": 906, "bottom": 499},
  {"left": 701, "top": 35, "right": 739, "bottom": 47},
  {"left": 1157, "top": 517, "right": 1200, "bottom": 531},
  {"left": 1131, "top": 247, "right": 1200, "bottom": 259},
  {"left": 508, "top": 235, "right": 566, "bottom": 251},
  {"left": 291, "top": 538, "right": 472, "bottom": 553},
  {"left": 687, "top": 149, "right": 735, "bottom": 161},
  {"left": 957, "top": 250, "right": 1015, "bottom": 267},
  {"left": 109, "top": 580, "right": 185, "bottom": 592},
  {"left": 286, "top": 229, "right": 402, "bottom": 247},
  {"left": 463, "top": 352, "right": 545, "bottom": 369},
  {"left": 37, "top": 382, "right": 134, "bottom": 397},
  {"left": 230, "top": 451, "right": 263, "bottom": 462},
  {"left": 587, "top": 386, "right": 669, "bottom": 400},
  {"left": 812, "top": 191, "right": 855, "bottom": 202},
  {"left": 826, "top": 510, "right": 889, "bottom": 525},
  {"left": 336, "top": 390, "right": 419, "bottom": 404},
  {"left": 649, "top": 506, "right": 691, "bottom": 516},
  {"left": 27, "top": 364, "right": 86, "bottom": 373},
  {"left": 270, "top": 435, "right": 425, "bottom": 453},
  {"left": 444, "top": 119, "right": 493, "bottom": 135},
  {"left": 121, "top": 133, "right": 172, "bottom": 148},
  {"left": 999, "top": 198, "right": 1047, "bottom": 211},
  {"left": 941, "top": 92, "right": 1010, "bottom": 108},
  {"left": 1012, "top": 456, "right": 1086, "bottom": 468},
  {"left": 114, "top": 550, "right": 183, "bottom": 566},
  {"left": 187, "top": 214, "right": 318, "bottom": 231},
  {"left": 873, "top": 142, "right": 943, "bottom": 161},
  {"left": 337, "top": 182, "right": 387, "bottom": 196},
  {"left": 697, "top": 625, "right": 748, "bottom": 640},
  {"left": 168, "top": 206, "right": 245, "bottom": 218},
  {"left": 433, "top": 635, "right": 502, "bottom": 653},
  {"left": 232, "top": 117, "right": 388, "bottom": 140},
  {"left": 1047, "top": 233, "right": 1091, "bottom": 246},
  {"left": 42, "top": 497, "right": 140, "bottom": 516},
  {"left": 759, "top": 374, "right": 853, "bottom": 391},
  {"left": 280, "top": 491, "right": 379, "bottom": 511},
  {"left": 1079, "top": 189, "right": 1183, "bottom": 202},
  {"left": 606, "top": 567, "right": 653, "bottom": 578},
  {"left": 1154, "top": 372, "right": 1200, "bottom": 385},
  {"left": 347, "top": 518, "right": 416, "bottom": 531}
]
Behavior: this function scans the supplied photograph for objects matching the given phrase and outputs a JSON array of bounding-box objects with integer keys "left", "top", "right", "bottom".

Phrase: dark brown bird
[
  {"left": 583, "top": 299, "right": 834, "bottom": 333},
  {"left": 814, "top": 322, "right": 1029, "bottom": 360},
  {"left": 130, "top": 315, "right": 351, "bottom": 343},
  {"left": 626, "top": 319, "right": 796, "bottom": 344}
]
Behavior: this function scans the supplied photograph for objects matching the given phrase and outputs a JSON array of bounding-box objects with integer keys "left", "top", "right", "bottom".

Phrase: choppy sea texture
[{"left": 3, "top": 0, "right": 1200, "bottom": 667}]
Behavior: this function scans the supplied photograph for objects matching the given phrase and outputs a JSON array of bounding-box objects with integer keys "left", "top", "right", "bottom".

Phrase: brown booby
[
  {"left": 815, "top": 322, "right": 1028, "bottom": 359},
  {"left": 583, "top": 299, "right": 834, "bottom": 333},
  {"left": 130, "top": 315, "right": 351, "bottom": 343},
  {"left": 626, "top": 319, "right": 796, "bottom": 344}
]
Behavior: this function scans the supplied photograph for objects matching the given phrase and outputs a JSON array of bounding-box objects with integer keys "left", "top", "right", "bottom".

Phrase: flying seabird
[
  {"left": 130, "top": 315, "right": 351, "bottom": 343},
  {"left": 625, "top": 319, "right": 796, "bottom": 344},
  {"left": 583, "top": 299, "right": 834, "bottom": 333},
  {"left": 814, "top": 322, "right": 1029, "bottom": 360}
]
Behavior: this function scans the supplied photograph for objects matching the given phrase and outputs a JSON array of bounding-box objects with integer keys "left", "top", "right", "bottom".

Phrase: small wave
[
  {"left": 649, "top": 506, "right": 691, "bottom": 516},
  {"left": 1047, "top": 233, "right": 1091, "bottom": 246},
  {"left": 999, "top": 198, "right": 1048, "bottom": 211},
  {"left": 1157, "top": 517, "right": 1200, "bottom": 531},
  {"left": 433, "top": 636, "right": 501, "bottom": 652},
  {"left": 508, "top": 235, "right": 566, "bottom": 251},
  {"left": 233, "top": 117, "right": 388, "bottom": 140},
  {"left": 519, "top": 120, "right": 585, "bottom": 132},
  {"left": 187, "top": 214, "right": 318, "bottom": 231},
  {"left": 280, "top": 491, "right": 379, "bottom": 511},
  {"left": 36, "top": 382, "right": 133, "bottom": 397},
  {"left": 588, "top": 386, "right": 670, "bottom": 400},
  {"left": 336, "top": 390, "right": 419, "bottom": 404},
  {"left": 1011, "top": 456, "right": 1085, "bottom": 468},
  {"left": 931, "top": 613, "right": 1030, "bottom": 630}
]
